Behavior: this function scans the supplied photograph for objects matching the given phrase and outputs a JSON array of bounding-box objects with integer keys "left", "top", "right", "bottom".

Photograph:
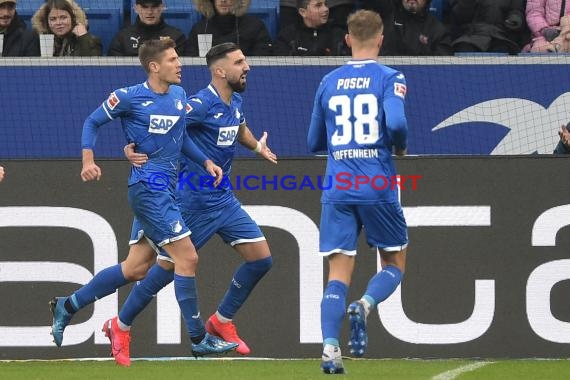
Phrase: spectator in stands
[
  {"left": 450, "top": 0, "right": 528, "bottom": 55},
  {"left": 274, "top": 0, "right": 349, "bottom": 55},
  {"left": 280, "top": 0, "right": 301, "bottom": 33},
  {"left": 187, "top": 0, "right": 273, "bottom": 56},
  {"left": 524, "top": 0, "right": 570, "bottom": 53},
  {"left": 280, "top": 0, "right": 355, "bottom": 33},
  {"left": 0, "top": 0, "right": 40, "bottom": 56},
  {"left": 362, "top": 0, "right": 453, "bottom": 55},
  {"left": 108, "top": 0, "right": 186, "bottom": 56},
  {"left": 554, "top": 122, "right": 570, "bottom": 153},
  {"left": 0, "top": 166, "right": 4, "bottom": 182},
  {"left": 32, "top": 0, "right": 101, "bottom": 56}
]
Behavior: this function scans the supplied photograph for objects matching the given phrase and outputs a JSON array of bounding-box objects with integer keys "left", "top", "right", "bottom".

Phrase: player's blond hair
[{"left": 347, "top": 10, "right": 384, "bottom": 42}]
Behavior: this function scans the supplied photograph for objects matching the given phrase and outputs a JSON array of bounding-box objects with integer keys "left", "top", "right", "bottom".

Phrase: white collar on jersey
[
  {"left": 346, "top": 59, "right": 377, "bottom": 64},
  {"left": 208, "top": 84, "right": 218, "bottom": 97}
]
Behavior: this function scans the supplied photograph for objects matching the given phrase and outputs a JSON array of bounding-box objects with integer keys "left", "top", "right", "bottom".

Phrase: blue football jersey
[
  {"left": 177, "top": 84, "right": 246, "bottom": 210},
  {"left": 99, "top": 82, "right": 188, "bottom": 186},
  {"left": 308, "top": 59, "right": 408, "bottom": 204}
]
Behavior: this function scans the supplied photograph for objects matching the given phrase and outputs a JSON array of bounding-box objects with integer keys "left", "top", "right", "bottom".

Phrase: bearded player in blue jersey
[
  {"left": 49, "top": 38, "right": 238, "bottom": 361},
  {"left": 307, "top": 10, "right": 409, "bottom": 374},
  {"left": 101, "top": 42, "right": 278, "bottom": 366}
]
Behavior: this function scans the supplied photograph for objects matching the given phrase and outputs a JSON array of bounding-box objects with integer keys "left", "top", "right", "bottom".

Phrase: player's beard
[{"left": 228, "top": 77, "right": 246, "bottom": 93}]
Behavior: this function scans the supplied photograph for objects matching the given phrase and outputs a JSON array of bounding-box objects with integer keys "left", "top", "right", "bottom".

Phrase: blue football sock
[
  {"left": 364, "top": 265, "right": 402, "bottom": 307},
  {"left": 321, "top": 280, "right": 348, "bottom": 344},
  {"left": 218, "top": 256, "right": 272, "bottom": 319},
  {"left": 119, "top": 264, "right": 174, "bottom": 326},
  {"left": 174, "top": 273, "right": 205, "bottom": 339},
  {"left": 71, "top": 264, "right": 128, "bottom": 310}
]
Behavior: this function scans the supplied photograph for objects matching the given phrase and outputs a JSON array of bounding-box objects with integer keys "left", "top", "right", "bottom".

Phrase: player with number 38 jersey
[
  {"left": 307, "top": 59, "right": 408, "bottom": 204},
  {"left": 307, "top": 10, "right": 409, "bottom": 375}
]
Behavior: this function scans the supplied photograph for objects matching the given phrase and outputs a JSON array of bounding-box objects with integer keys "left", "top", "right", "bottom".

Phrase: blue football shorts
[
  {"left": 128, "top": 181, "right": 190, "bottom": 251},
  {"left": 130, "top": 195, "right": 264, "bottom": 261},
  {"left": 319, "top": 202, "right": 408, "bottom": 256}
]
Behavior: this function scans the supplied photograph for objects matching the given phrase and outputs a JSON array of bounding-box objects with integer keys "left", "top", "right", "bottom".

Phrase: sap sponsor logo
[
  {"left": 149, "top": 115, "right": 180, "bottom": 134},
  {"left": 106, "top": 92, "right": 120, "bottom": 110},
  {"left": 394, "top": 83, "right": 407, "bottom": 98},
  {"left": 432, "top": 93, "right": 570, "bottom": 154},
  {"left": 217, "top": 126, "right": 239, "bottom": 146}
]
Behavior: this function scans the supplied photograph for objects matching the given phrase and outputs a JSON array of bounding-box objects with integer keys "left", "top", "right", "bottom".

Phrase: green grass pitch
[{"left": 1, "top": 358, "right": 570, "bottom": 380}]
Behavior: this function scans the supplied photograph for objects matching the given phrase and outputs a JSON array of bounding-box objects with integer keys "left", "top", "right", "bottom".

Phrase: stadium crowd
[{"left": 3, "top": 0, "right": 570, "bottom": 57}]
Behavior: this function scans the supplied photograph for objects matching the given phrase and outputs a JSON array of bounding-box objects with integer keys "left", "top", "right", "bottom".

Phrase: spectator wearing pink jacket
[{"left": 525, "top": 0, "right": 570, "bottom": 52}]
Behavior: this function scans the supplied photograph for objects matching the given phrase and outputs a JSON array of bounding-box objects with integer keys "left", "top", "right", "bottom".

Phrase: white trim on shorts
[
  {"left": 380, "top": 243, "right": 408, "bottom": 252},
  {"left": 319, "top": 248, "right": 357, "bottom": 257},
  {"left": 230, "top": 236, "right": 266, "bottom": 247},
  {"left": 157, "top": 230, "right": 192, "bottom": 247},
  {"left": 129, "top": 230, "right": 161, "bottom": 254}
]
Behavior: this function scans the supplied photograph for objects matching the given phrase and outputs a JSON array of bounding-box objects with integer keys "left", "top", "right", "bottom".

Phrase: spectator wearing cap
[
  {"left": 0, "top": 0, "right": 40, "bottom": 56},
  {"left": 274, "top": 0, "right": 349, "bottom": 56},
  {"left": 32, "top": 0, "right": 102, "bottom": 56},
  {"left": 108, "top": 0, "right": 186, "bottom": 56},
  {"left": 187, "top": 0, "right": 273, "bottom": 56}
]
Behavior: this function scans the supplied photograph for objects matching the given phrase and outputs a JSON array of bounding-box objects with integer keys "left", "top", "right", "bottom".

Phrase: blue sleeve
[
  {"left": 307, "top": 81, "right": 328, "bottom": 152},
  {"left": 383, "top": 72, "right": 408, "bottom": 150},
  {"left": 82, "top": 88, "right": 130, "bottom": 149},
  {"left": 181, "top": 132, "right": 209, "bottom": 164},
  {"left": 81, "top": 106, "right": 113, "bottom": 149}
]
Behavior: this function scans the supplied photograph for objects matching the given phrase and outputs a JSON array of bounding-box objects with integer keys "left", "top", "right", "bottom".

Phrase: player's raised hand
[
  {"left": 124, "top": 143, "right": 148, "bottom": 167},
  {"left": 258, "top": 132, "right": 277, "bottom": 164},
  {"left": 81, "top": 162, "right": 102, "bottom": 182},
  {"left": 204, "top": 159, "right": 223, "bottom": 187}
]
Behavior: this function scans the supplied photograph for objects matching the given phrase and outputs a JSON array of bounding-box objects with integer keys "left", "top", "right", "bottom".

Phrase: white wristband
[{"left": 252, "top": 141, "right": 262, "bottom": 153}]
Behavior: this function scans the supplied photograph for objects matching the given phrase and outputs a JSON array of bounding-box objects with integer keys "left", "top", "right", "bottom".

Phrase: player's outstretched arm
[{"left": 238, "top": 124, "right": 277, "bottom": 164}]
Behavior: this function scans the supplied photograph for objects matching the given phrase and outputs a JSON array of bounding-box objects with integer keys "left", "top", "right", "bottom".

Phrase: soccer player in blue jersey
[
  {"left": 49, "top": 38, "right": 238, "bottom": 360},
  {"left": 101, "top": 42, "right": 277, "bottom": 365},
  {"left": 307, "top": 10, "right": 408, "bottom": 374}
]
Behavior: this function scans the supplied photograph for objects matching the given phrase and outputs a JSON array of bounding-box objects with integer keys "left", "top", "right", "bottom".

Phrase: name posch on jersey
[
  {"left": 336, "top": 77, "right": 371, "bottom": 90},
  {"left": 332, "top": 148, "right": 380, "bottom": 160}
]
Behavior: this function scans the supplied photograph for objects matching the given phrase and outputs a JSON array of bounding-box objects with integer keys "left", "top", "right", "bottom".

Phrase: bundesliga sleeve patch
[
  {"left": 185, "top": 103, "right": 193, "bottom": 114},
  {"left": 394, "top": 83, "right": 407, "bottom": 98},
  {"left": 106, "top": 92, "right": 120, "bottom": 110}
]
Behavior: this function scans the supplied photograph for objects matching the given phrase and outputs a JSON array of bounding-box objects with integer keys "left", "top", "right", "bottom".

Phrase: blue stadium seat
[
  {"left": 131, "top": 0, "right": 202, "bottom": 36},
  {"left": 77, "top": 0, "right": 124, "bottom": 55},
  {"left": 16, "top": 0, "right": 123, "bottom": 55},
  {"left": 15, "top": 0, "right": 43, "bottom": 29},
  {"left": 248, "top": 0, "right": 279, "bottom": 40},
  {"left": 429, "top": 0, "right": 444, "bottom": 20}
]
